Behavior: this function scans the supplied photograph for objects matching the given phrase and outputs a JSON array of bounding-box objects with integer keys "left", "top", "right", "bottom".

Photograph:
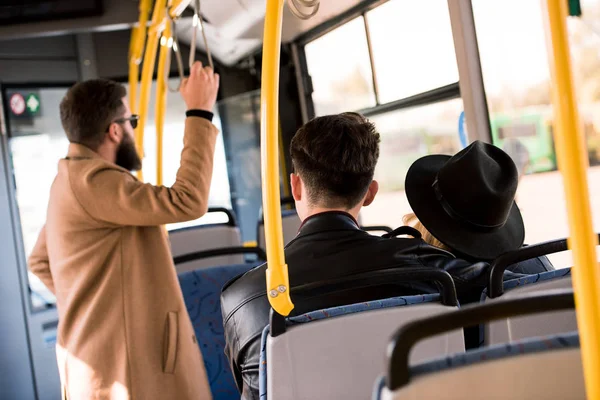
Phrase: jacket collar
[
  {"left": 65, "top": 143, "right": 135, "bottom": 176},
  {"left": 66, "top": 143, "right": 103, "bottom": 160},
  {"left": 297, "top": 211, "right": 360, "bottom": 238}
]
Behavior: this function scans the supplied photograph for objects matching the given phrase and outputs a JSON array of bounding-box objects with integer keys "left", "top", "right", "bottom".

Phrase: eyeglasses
[
  {"left": 107, "top": 114, "right": 140, "bottom": 132},
  {"left": 114, "top": 114, "right": 140, "bottom": 129}
]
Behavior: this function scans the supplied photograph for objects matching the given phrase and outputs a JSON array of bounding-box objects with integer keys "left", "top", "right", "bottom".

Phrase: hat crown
[{"left": 435, "top": 141, "right": 519, "bottom": 230}]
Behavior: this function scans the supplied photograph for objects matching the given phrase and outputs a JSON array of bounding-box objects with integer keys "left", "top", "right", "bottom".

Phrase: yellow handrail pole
[
  {"left": 128, "top": 30, "right": 140, "bottom": 113},
  {"left": 128, "top": 0, "right": 152, "bottom": 113},
  {"left": 260, "top": 0, "right": 294, "bottom": 316},
  {"left": 155, "top": 23, "right": 170, "bottom": 186},
  {"left": 137, "top": 0, "right": 168, "bottom": 180},
  {"left": 544, "top": 1, "right": 600, "bottom": 398}
]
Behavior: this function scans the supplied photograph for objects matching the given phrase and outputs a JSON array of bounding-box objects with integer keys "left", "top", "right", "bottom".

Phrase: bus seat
[
  {"left": 480, "top": 236, "right": 599, "bottom": 346},
  {"left": 259, "top": 294, "right": 464, "bottom": 400},
  {"left": 482, "top": 268, "right": 575, "bottom": 345},
  {"left": 257, "top": 208, "right": 301, "bottom": 249},
  {"left": 378, "top": 289, "right": 580, "bottom": 400},
  {"left": 375, "top": 331, "right": 583, "bottom": 400},
  {"left": 170, "top": 208, "right": 244, "bottom": 273},
  {"left": 178, "top": 263, "right": 259, "bottom": 400}
]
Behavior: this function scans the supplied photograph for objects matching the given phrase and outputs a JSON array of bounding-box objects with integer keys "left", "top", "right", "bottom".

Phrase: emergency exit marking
[
  {"left": 26, "top": 94, "right": 41, "bottom": 114},
  {"left": 10, "top": 93, "right": 25, "bottom": 116}
]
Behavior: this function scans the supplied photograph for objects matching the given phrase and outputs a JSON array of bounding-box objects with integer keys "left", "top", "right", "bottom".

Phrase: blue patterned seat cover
[
  {"left": 259, "top": 293, "right": 442, "bottom": 400},
  {"left": 411, "top": 331, "right": 579, "bottom": 377},
  {"left": 481, "top": 268, "right": 572, "bottom": 301},
  {"left": 178, "top": 263, "right": 258, "bottom": 400},
  {"left": 287, "top": 294, "right": 441, "bottom": 324},
  {"left": 282, "top": 209, "right": 297, "bottom": 218}
]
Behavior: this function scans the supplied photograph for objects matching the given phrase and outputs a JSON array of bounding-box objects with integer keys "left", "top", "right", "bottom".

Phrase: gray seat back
[
  {"left": 170, "top": 209, "right": 243, "bottom": 273},
  {"left": 483, "top": 269, "right": 576, "bottom": 345},
  {"left": 257, "top": 209, "right": 301, "bottom": 249},
  {"left": 263, "top": 295, "right": 464, "bottom": 400},
  {"left": 379, "top": 289, "right": 581, "bottom": 400},
  {"left": 377, "top": 332, "right": 583, "bottom": 400},
  {"left": 483, "top": 235, "right": 599, "bottom": 345}
]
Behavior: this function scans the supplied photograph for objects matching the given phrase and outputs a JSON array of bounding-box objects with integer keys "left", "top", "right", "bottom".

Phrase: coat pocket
[{"left": 163, "top": 311, "right": 179, "bottom": 374}]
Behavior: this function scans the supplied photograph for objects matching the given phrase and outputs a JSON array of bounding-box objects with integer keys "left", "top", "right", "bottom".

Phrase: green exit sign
[
  {"left": 26, "top": 93, "right": 41, "bottom": 114},
  {"left": 569, "top": 0, "right": 582, "bottom": 16}
]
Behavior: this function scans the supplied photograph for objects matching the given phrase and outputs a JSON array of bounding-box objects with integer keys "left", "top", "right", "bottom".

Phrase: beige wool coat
[{"left": 28, "top": 117, "right": 218, "bottom": 400}]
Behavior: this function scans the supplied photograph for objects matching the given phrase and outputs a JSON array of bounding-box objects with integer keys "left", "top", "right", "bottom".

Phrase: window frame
[
  {"left": 295, "top": 0, "right": 465, "bottom": 120},
  {"left": 2, "top": 81, "right": 76, "bottom": 314}
]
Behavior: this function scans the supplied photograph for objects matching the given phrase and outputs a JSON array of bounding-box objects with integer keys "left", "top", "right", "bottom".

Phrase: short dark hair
[
  {"left": 60, "top": 79, "right": 127, "bottom": 149},
  {"left": 290, "top": 112, "right": 380, "bottom": 209}
]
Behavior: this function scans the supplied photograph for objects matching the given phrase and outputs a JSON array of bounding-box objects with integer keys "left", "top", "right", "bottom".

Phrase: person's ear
[
  {"left": 362, "top": 180, "right": 379, "bottom": 207},
  {"left": 291, "top": 173, "right": 302, "bottom": 201},
  {"left": 106, "top": 122, "right": 121, "bottom": 145}
]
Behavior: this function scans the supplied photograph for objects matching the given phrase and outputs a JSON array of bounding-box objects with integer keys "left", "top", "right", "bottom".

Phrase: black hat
[{"left": 405, "top": 140, "right": 525, "bottom": 260}]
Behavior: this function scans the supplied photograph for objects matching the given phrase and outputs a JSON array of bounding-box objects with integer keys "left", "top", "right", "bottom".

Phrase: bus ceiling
[{"left": 0, "top": 0, "right": 368, "bottom": 67}]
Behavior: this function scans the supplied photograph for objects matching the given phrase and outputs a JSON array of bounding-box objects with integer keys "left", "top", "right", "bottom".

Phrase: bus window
[
  {"left": 366, "top": 0, "right": 458, "bottom": 103},
  {"left": 472, "top": 0, "right": 600, "bottom": 267},
  {"left": 140, "top": 78, "right": 232, "bottom": 231},
  {"left": 498, "top": 124, "right": 537, "bottom": 140},
  {"left": 6, "top": 87, "right": 68, "bottom": 310},
  {"left": 359, "top": 98, "right": 464, "bottom": 229},
  {"left": 305, "top": 16, "right": 376, "bottom": 116}
]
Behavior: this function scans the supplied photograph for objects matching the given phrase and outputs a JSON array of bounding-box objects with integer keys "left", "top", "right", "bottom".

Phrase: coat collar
[
  {"left": 64, "top": 143, "right": 135, "bottom": 177},
  {"left": 66, "top": 143, "right": 103, "bottom": 160},
  {"left": 297, "top": 211, "right": 360, "bottom": 238}
]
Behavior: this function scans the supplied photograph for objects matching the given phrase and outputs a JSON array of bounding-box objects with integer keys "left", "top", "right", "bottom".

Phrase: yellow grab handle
[
  {"left": 544, "top": 1, "right": 600, "bottom": 398},
  {"left": 137, "top": 0, "right": 168, "bottom": 181},
  {"left": 260, "top": 0, "right": 294, "bottom": 316},
  {"left": 155, "top": 23, "right": 171, "bottom": 187}
]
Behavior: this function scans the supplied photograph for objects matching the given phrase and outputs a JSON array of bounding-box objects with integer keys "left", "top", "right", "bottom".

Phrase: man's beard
[{"left": 116, "top": 134, "right": 142, "bottom": 172}]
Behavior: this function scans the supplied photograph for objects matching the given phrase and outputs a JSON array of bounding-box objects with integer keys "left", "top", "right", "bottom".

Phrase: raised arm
[{"left": 74, "top": 62, "right": 222, "bottom": 227}]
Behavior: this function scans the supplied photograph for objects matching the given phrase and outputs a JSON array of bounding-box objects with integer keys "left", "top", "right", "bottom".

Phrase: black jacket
[{"left": 220, "top": 212, "right": 552, "bottom": 400}]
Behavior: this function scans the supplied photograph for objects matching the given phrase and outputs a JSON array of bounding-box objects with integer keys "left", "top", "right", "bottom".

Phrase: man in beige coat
[{"left": 28, "top": 62, "right": 219, "bottom": 399}]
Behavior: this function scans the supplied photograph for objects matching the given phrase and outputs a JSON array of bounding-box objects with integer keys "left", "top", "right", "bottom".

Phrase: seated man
[{"left": 221, "top": 113, "right": 466, "bottom": 400}]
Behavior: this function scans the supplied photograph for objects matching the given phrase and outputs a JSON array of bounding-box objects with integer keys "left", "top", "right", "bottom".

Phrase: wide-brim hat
[{"left": 405, "top": 141, "right": 525, "bottom": 260}]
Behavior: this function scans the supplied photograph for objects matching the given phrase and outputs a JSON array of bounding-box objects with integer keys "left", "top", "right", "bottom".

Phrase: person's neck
[
  {"left": 96, "top": 143, "right": 116, "bottom": 164},
  {"left": 304, "top": 206, "right": 360, "bottom": 223}
]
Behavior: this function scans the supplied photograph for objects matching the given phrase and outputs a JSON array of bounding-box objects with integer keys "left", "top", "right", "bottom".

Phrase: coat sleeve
[
  {"left": 28, "top": 224, "right": 55, "bottom": 295},
  {"left": 73, "top": 117, "right": 219, "bottom": 227}
]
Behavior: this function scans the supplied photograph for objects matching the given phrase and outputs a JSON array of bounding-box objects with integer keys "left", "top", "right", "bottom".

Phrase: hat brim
[{"left": 405, "top": 154, "right": 525, "bottom": 261}]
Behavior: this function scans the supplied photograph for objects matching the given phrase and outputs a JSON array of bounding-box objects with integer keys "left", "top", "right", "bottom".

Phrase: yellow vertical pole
[
  {"left": 155, "top": 23, "right": 170, "bottom": 187},
  {"left": 261, "top": 0, "right": 294, "bottom": 316},
  {"left": 129, "top": 29, "right": 140, "bottom": 113},
  {"left": 137, "top": 0, "right": 167, "bottom": 181},
  {"left": 544, "top": 1, "right": 600, "bottom": 398},
  {"left": 128, "top": 0, "right": 152, "bottom": 118}
]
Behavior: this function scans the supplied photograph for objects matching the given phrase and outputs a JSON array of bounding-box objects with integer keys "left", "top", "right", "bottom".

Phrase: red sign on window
[{"left": 9, "top": 93, "right": 26, "bottom": 116}]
